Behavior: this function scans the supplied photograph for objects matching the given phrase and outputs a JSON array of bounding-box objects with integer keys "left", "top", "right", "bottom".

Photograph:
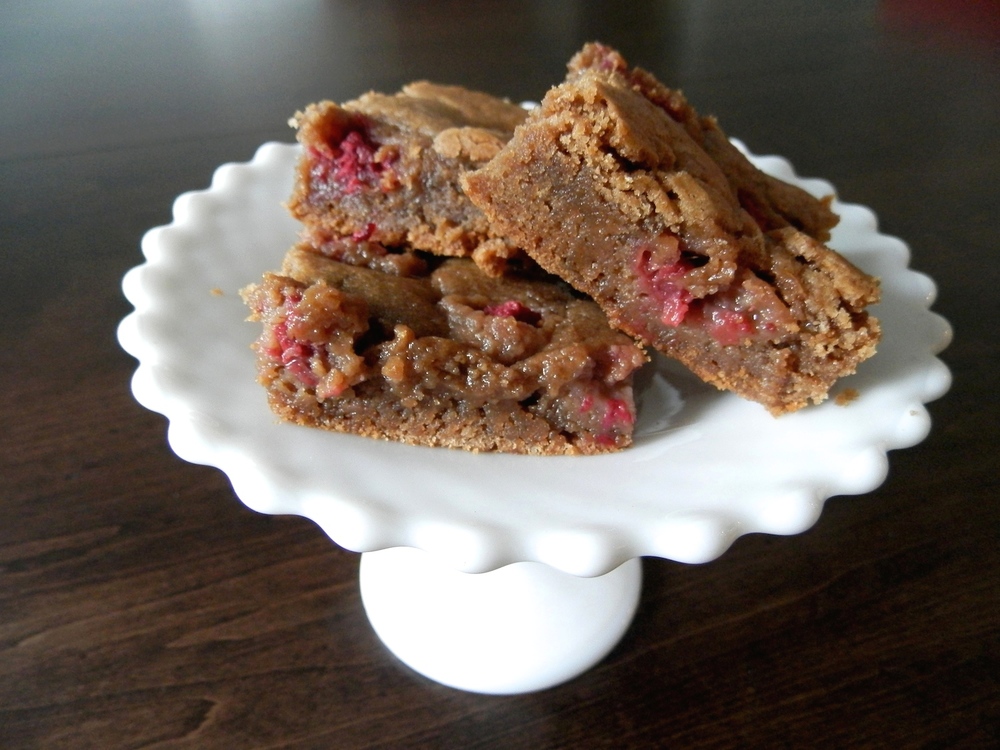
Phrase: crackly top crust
[{"left": 567, "top": 42, "right": 840, "bottom": 242}]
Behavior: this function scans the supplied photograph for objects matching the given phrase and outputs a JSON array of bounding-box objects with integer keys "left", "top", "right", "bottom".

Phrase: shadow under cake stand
[{"left": 117, "top": 142, "right": 952, "bottom": 694}]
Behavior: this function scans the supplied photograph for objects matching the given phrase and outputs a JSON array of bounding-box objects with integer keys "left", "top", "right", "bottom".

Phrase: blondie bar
[
  {"left": 463, "top": 51, "right": 880, "bottom": 414},
  {"left": 241, "top": 238, "right": 646, "bottom": 454},
  {"left": 288, "top": 82, "right": 529, "bottom": 274}
]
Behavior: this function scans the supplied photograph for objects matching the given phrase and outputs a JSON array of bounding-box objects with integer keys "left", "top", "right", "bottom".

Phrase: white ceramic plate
[{"left": 118, "top": 141, "right": 952, "bottom": 577}]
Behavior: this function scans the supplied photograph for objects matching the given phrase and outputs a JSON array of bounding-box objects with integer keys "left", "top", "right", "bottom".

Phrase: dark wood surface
[{"left": 2, "top": 2, "right": 998, "bottom": 747}]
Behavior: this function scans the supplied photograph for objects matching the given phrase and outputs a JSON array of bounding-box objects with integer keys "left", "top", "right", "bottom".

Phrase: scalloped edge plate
[{"left": 118, "top": 140, "right": 952, "bottom": 577}]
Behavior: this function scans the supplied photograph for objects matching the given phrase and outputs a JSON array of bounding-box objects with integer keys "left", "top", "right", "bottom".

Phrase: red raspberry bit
[
  {"left": 483, "top": 300, "right": 542, "bottom": 326},
  {"left": 311, "top": 128, "right": 395, "bottom": 196},
  {"left": 601, "top": 398, "right": 635, "bottom": 431},
  {"left": 351, "top": 222, "right": 377, "bottom": 242},
  {"left": 635, "top": 244, "right": 695, "bottom": 327},
  {"left": 704, "top": 305, "right": 753, "bottom": 346},
  {"left": 333, "top": 130, "right": 379, "bottom": 194},
  {"left": 268, "top": 320, "right": 319, "bottom": 388},
  {"left": 654, "top": 284, "right": 692, "bottom": 327}
]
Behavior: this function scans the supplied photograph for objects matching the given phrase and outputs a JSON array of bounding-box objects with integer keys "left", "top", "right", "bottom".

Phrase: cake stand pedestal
[{"left": 359, "top": 548, "right": 642, "bottom": 694}]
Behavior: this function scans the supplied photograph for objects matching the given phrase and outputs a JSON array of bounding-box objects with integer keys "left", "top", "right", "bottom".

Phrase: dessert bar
[
  {"left": 463, "top": 47, "right": 880, "bottom": 414},
  {"left": 288, "top": 82, "right": 529, "bottom": 275},
  {"left": 241, "top": 238, "right": 646, "bottom": 454}
]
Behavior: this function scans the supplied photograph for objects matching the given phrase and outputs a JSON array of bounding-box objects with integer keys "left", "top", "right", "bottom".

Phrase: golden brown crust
[{"left": 567, "top": 42, "right": 840, "bottom": 241}]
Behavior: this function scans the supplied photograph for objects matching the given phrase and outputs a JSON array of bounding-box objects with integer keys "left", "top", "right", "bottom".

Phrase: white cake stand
[{"left": 117, "top": 141, "right": 952, "bottom": 694}]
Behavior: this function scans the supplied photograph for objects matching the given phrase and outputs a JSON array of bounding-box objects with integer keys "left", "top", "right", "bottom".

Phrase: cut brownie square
[
  {"left": 240, "top": 238, "right": 647, "bottom": 455},
  {"left": 288, "top": 82, "right": 530, "bottom": 275},
  {"left": 462, "top": 52, "right": 880, "bottom": 415}
]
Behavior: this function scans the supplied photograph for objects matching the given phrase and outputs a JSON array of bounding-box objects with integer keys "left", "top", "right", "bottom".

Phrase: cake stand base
[{"left": 359, "top": 548, "right": 643, "bottom": 694}]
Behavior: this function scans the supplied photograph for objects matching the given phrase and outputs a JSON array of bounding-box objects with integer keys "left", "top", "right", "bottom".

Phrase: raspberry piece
[
  {"left": 271, "top": 321, "right": 318, "bottom": 387},
  {"left": 351, "top": 222, "right": 377, "bottom": 242},
  {"left": 601, "top": 397, "right": 634, "bottom": 431},
  {"left": 703, "top": 305, "right": 753, "bottom": 346},
  {"left": 333, "top": 130, "right": 380, "bottom": 193},
  {"left": 311, "top": 128, "right": 394, "bottom": 196},
  {"left": 483, "top": 300, "right": 542, "bottom": 326},
  {"left": 635, "top": 242, "right": 695, "bottom": 327}
]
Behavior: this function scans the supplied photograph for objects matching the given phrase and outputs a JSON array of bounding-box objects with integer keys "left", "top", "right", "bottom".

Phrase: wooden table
[{"left": 2, "top": 2, "right": 997, "bottom": 747}]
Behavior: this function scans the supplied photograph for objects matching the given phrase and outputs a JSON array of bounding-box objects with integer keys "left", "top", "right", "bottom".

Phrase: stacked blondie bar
[{"left": 242, "top": 44, "right": 880, "bottom": 454}]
